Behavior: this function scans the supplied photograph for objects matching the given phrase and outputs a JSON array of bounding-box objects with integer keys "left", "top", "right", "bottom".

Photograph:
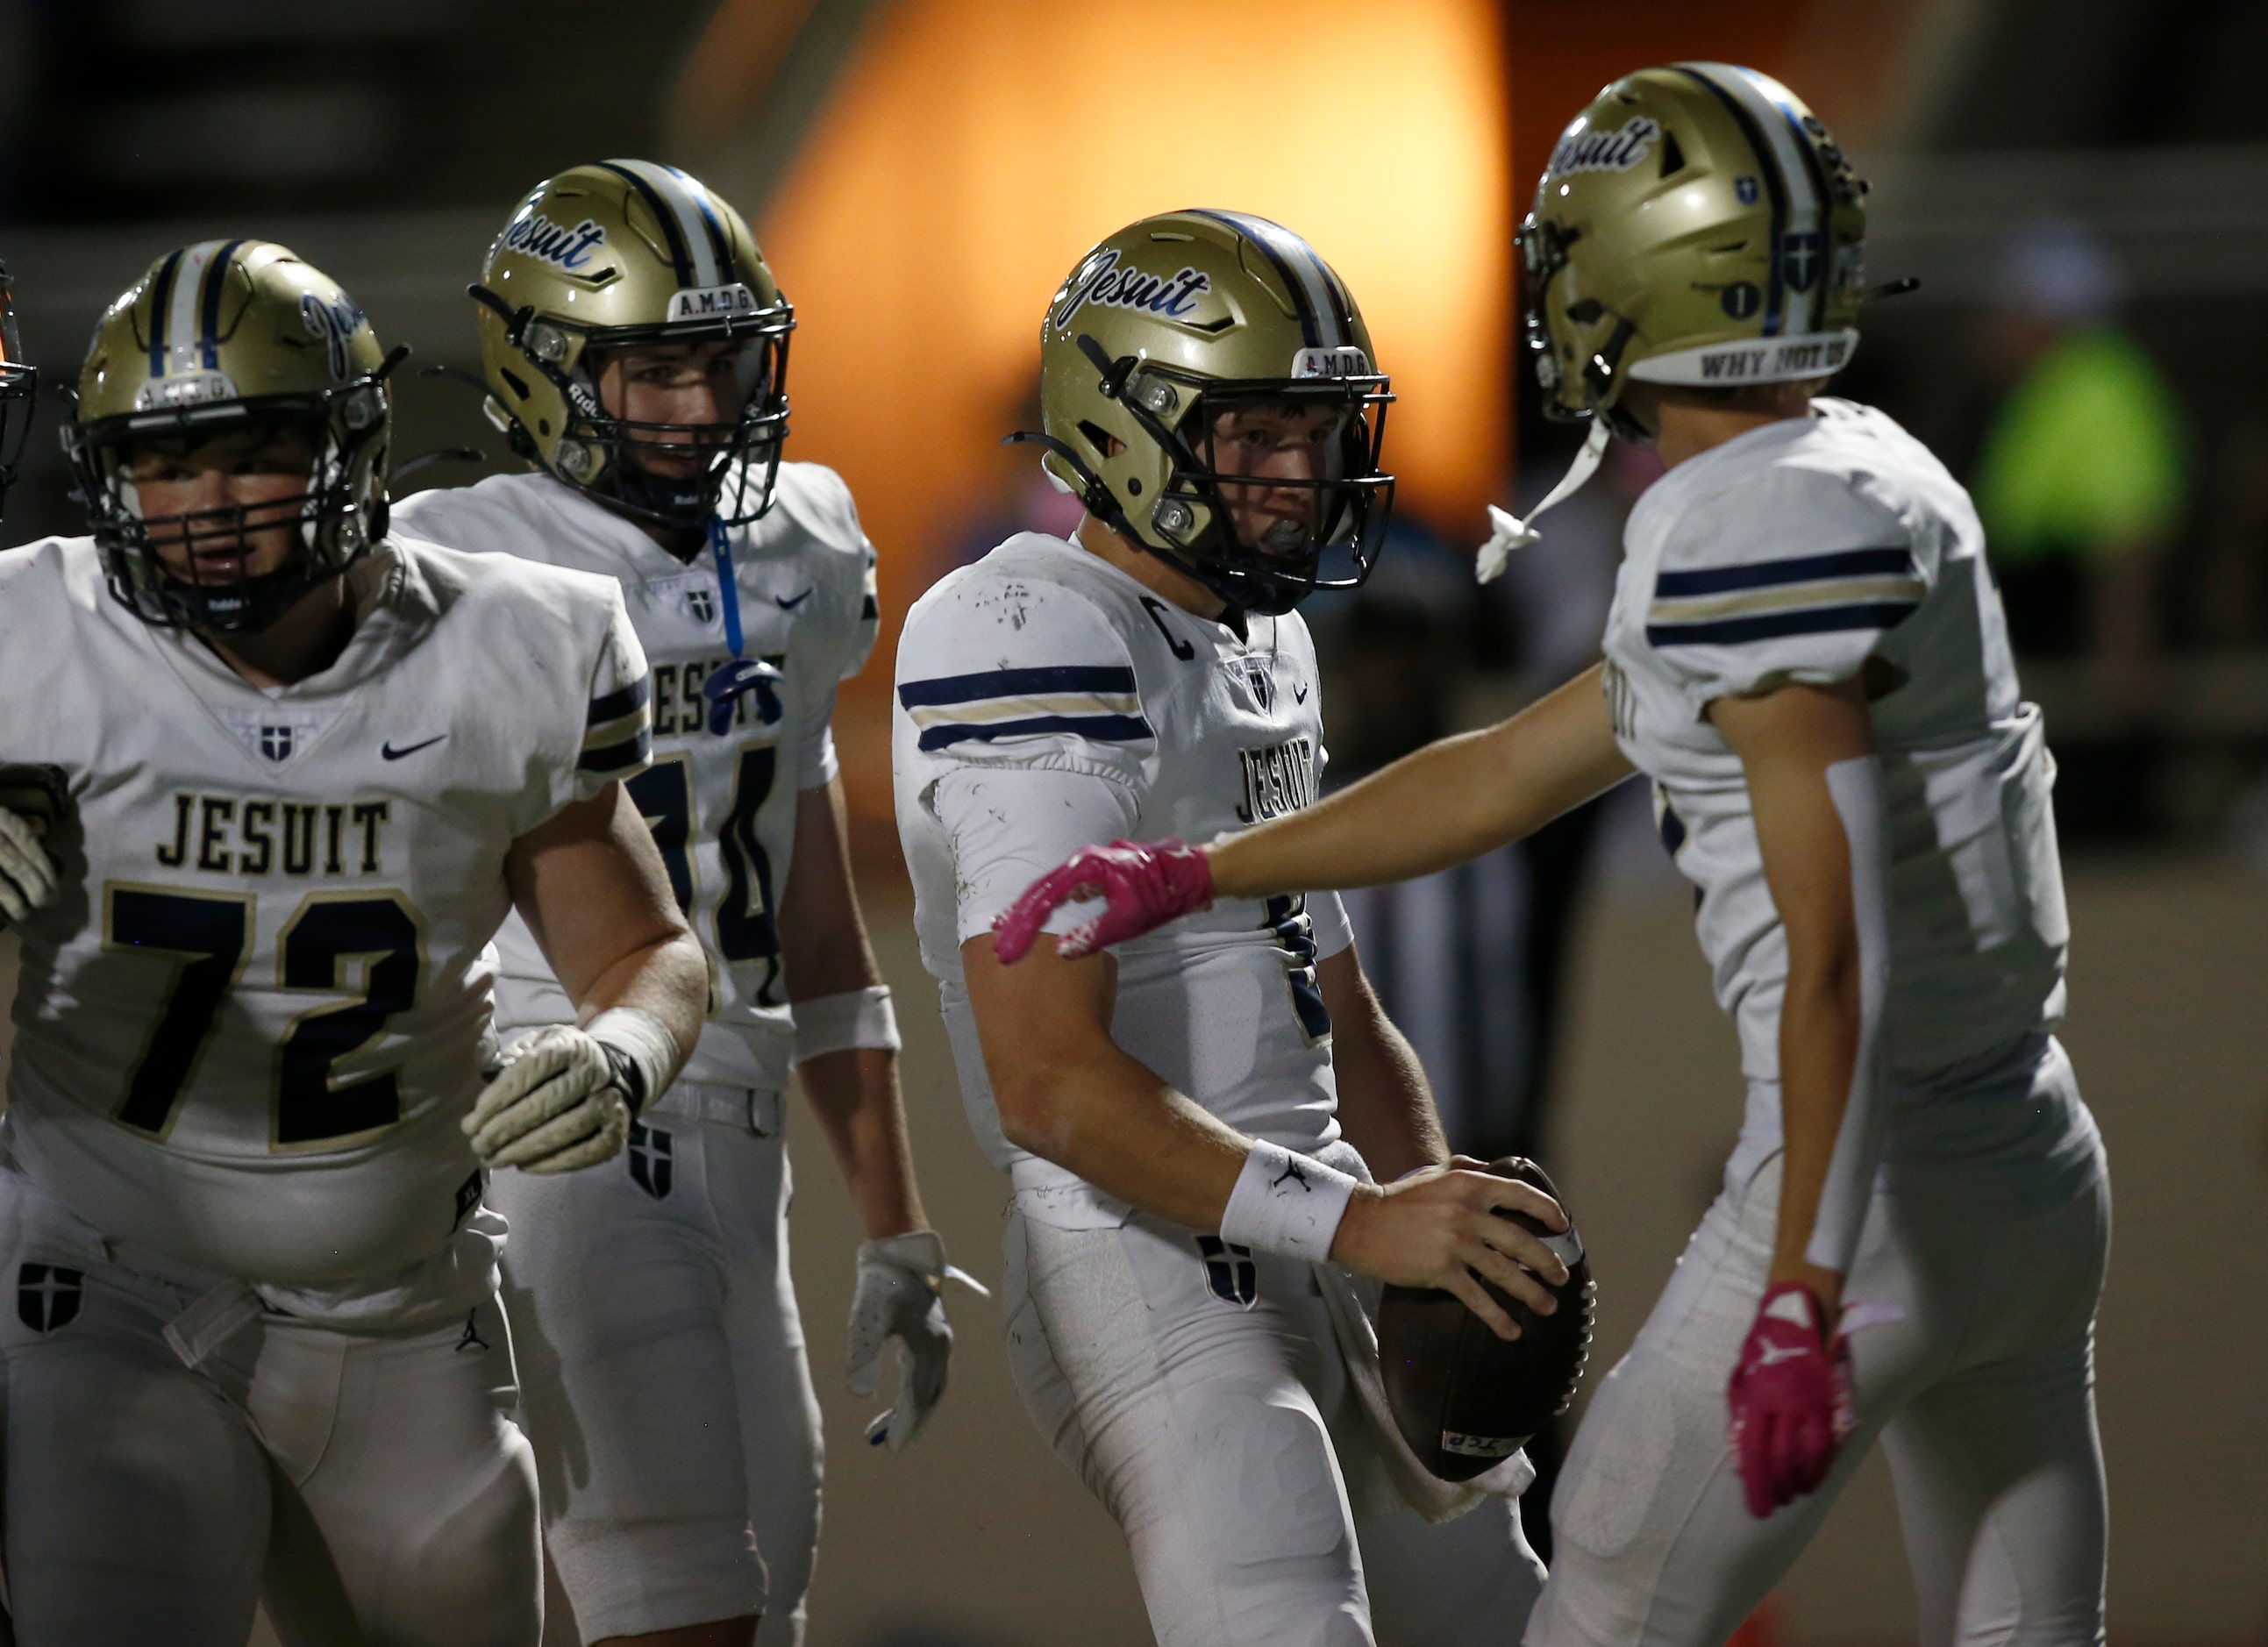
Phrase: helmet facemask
[
  {"left": 1517, "top": 214, "right": 1651, "bottom": 445},
  {"left": 1063, "top": 341, "right": 1394, "bottom": 617},
  {"left": 68, "top": 387, "right": 389, "bottom": 635},
  {"left": 476, "top": 284, "right": 794, "bottom": 534}
]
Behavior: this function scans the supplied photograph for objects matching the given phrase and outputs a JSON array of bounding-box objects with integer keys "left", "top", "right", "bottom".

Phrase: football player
[
  {"left": 893, "top": 209, "right": 1573, "bottom": 1646},
  {"left": 995, "top": 68, "right": 2112, "bottom": 1647},
  {"left": 392, "top": 160, "right": 959, "bottom": 1647},
  {"left": 0, "top": 239, "right": 707, "bottom": 1644}
]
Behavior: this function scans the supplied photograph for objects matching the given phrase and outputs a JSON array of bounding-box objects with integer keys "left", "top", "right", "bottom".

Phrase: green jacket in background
[{"left": 1973, "top": 326, "right": 2186, "bottom": 565}]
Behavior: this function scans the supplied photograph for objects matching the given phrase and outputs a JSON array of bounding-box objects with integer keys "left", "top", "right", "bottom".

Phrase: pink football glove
[
  {"left": 991, "top": 838, "right": 1215, "bottom": 963},
  {"left": 1727, "top": 1280, "right": 1857, "bottom": 1518}
]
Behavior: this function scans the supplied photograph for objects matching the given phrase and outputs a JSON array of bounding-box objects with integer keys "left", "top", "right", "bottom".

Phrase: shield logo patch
[
  {"left": 628, "top": 1122, "right": 674, "bottom": 1200},
  {"left": 1781, "top": 232, "right": 1823, "bottom": 293},
  {"left": 18, "top": 1263, "right": 83, "bottom": 1332},
  {"left": 1196, "top": 1235, "right": 1258, "bottom": 1308},
  {"left": 259, "top": 724, "right": 295, "bottom": 762}
]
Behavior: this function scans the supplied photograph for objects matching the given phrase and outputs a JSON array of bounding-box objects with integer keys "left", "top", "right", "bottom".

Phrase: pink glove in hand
[
  {"left": 1727, "top": 1280, "right": 1857, "bottom": 1519},
  {"left": 991, "top": 838, "right": 1214, "bottom": 963}
]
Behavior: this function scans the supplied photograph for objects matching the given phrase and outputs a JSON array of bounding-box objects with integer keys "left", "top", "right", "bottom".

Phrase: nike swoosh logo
[
  {"left": 774, "top": 589, "right": 813, "bottom": 610},
  {"left": 1755, "top": 1342, "right": 1811, "bottom": 1367},
  {"left": 381, "top": 735, "right": 447, "bottom": 761},
  {"left": 1294, "top": 683, "right": 1310, "bottom": 703}
]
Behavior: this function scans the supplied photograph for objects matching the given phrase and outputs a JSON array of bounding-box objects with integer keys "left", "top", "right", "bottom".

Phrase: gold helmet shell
[
  {"left": 65, "top": 239, "right": 394, "bottom": 633},
  {"left": 1031, "top": 209, "right": 1394, "bottom": 615},
  {"left": 472, "top": 160, "right": 793, "bottom": 531},
  {"left": 1519, "top": 63, "right": 1867, "bottom": 439}
]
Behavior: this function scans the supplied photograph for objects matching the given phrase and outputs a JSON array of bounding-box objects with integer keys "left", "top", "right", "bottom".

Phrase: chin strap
[{"left": 1475, "top": 421, "right": 1610, "bottom": 584}]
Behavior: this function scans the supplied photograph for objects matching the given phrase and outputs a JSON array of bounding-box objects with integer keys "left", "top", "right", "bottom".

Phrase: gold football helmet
[
  {"left": 472, "top": 160, "right": 793, "bottom": 531},
  {"left": 65, "top": 239, "right": 396, "bottom": 633},
  {"left": 1519, "top": 63, "right": 1867, "bottom": 441},
  {"left": 0, "top": 259, "right": 35, "bottom": 514},
  {"left": 1027, "top": 209, "right": 1393, "bottom": 615}
]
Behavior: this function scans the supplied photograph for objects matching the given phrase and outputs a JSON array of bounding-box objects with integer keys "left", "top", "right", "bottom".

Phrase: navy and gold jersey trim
[
  {"left": 1646, "top": 545, "right": 1922, "bottom": 647},
  {"left": 900, "top": 664, "right": 1153, "bottom": 754},
  {"left": 581, "top": 672, "right": 654, "bottom": 774}
]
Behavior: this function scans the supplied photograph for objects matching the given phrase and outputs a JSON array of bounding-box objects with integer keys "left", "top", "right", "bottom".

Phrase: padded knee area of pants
[
  {"left": 1194, "top": 1395, "right": 1352, "bottom": 1568},
  {"left": 548, "top": 1513, "right": 769, "bottom": 1643}
]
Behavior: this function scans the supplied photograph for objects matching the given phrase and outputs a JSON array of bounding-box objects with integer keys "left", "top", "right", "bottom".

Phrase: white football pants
[
  {"left": 1004, "top": 1206, "right": 1547, "bottom": 1647},
  {"left": 490, "top": 1083, "right": 823, "bottom": 1644},
  {"left": 1530, "top": 1038, "right": 2111, "bottom": 1647},
  {"left": 0, "top": 1170, "right": 539, "bottom": 1646}
]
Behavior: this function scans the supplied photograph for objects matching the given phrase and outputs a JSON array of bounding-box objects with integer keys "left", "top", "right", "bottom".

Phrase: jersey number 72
[{"left": 104, "top": 884, "right": 421, "bottom": 1149}]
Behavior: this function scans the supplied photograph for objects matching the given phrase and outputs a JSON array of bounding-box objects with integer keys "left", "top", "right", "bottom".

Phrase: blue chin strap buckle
[
  {"left": 702, "top": 514, "right": 785, "bottom": 734},
  {"left": 703, "top": 657, "right": 783, "bottom": 734}
]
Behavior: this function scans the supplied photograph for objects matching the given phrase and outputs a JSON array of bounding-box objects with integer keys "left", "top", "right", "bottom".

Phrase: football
[{"left": 1378, "top": 1156, "right": 1596, "bottom": 1482}]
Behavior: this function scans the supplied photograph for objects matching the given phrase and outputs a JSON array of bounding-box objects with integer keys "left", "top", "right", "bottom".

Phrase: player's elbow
[
  {"left": 988, "top": 1048, "right": 1098, "bottom": 1162},
  {"left": 1785, "top": 931, "right": 1865, "bottom": 1023},
  {"left": 991, "top": 1068, "right": 1072, "bottom": 1159}
]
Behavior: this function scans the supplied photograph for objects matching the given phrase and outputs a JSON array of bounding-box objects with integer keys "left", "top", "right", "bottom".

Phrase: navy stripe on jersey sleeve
[
  {"left": 580, "top": 671, "right": 653, "bottom": 774},
  {"left": 916, "top": 712, "right": 1154, "bottom": 753},
  {"left": 1645, "top": 544, "right": 1924, "bottom": 649},
  {"left": 899, "top": 662, "right": 1152, "bottom": 754},
  {"left": 587, "top": 674, "right": 653, "bottom": 725},
  {"left": 1652, "top": 545, "right": 1915, "bottom": 598},
  {"left": 1647, "top": 602, "right": 1922, "bottom": 648}
]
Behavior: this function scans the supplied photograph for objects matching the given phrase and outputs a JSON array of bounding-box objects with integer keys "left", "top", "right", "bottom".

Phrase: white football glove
[
  {"left": 848, "top": 1230, "right": 988, "bottom": 1452},
  {"left": 465, "top": 1024, "right": 643, "bottom": 1173},
  {"left": 0, "top": 805, "right": 57, "bottom": 927}
]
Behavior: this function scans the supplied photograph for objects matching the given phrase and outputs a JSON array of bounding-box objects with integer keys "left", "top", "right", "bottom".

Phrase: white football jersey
[
  {"left": 1601, "top": 399, "right": 2070, "bottom": 1103},
  {"left": 894, "top": 531, "right": 1352, "bottom": 1226},
  {"left": 392, "top": 464, "right": 879, "bottom": 1091},
  {"left": 0, "top": 534, "right": 647, "bottom": 1286}
]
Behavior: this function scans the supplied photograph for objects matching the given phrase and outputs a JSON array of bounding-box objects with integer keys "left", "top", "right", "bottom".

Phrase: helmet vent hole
[
  {"left": 538, "top": 418, "right": 551, "bottom": 436},
  {"left": 499, "top": 367, "right": 531, "bottom": 401},
  {"left": 1077, "top": 419, "right": 1116, "bottom": 455},
  {"left": 1565, "top": 299, "right": 1604, "bottom": 324},
  {"left": 1127, "top": 477, "right": 1143, "bottom": 496},
  {"left": 1658, "top": 132, "right": 1686, "bottom": 178}
]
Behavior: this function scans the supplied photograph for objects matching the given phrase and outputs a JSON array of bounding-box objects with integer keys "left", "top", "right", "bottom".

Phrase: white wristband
[
  {"left": 584, "top": 1006, "right": 682, "bottom": 1116},
  {"left": 792, "top": 985, "right": 901, "bottom": 1064},
  {"left": 1217, "top": 1139, "right": 1359, "bottom": 1263}
]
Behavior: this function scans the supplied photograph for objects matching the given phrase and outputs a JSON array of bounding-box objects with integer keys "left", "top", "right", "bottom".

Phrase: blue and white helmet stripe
[
  {"left": 146, "top": 238, "right": 245, "bottom": 379},
  {"left": 603, "top": 158, "right": 729, "bottom": 290},
  {"left": 1188, "top": 209, "right": 1351, "bottom": 351},
  {"left": 1672, "top": 63, "right": 1829, "bottom": 339}
]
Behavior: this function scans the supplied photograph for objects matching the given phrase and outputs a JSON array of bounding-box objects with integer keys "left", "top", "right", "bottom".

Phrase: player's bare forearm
[
  {"left": 962, "top": 931, "right": 1256, "bottom": 1230},
  {"left": 1317, "top": 947, "right": 1448, "bottom": 1182},
  {"left": 507, "top": 783, "right": 707, "bottom": 1058},
  {"left": 780, "top": 775, "right": 929, "bottom": 1237},
  {"left": 1713, "top": 678, "right": 1877, "bottom": 1309},
  {"left": 799, "top": 1047, "right": 926, "bottom": 1238},
  {"left": 780, "top": 777, "right": 885, "bottom": 996},
  {"left": 1206, "top": 665, "right": 1634, "bottom": 900}
]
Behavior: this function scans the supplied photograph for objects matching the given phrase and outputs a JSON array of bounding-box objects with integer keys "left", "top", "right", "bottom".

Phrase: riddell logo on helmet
[
  {"left": 1550, "top": 117, "right": 1662, "bottom": 175},
  {"left": 501, "top": 210, "right": 608, "bottom": 273},
  {"left": 1050, "top": 249, "right": 1211, "bottom": 332}
]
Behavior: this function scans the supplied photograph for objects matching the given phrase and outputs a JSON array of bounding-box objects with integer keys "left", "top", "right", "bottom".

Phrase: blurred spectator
[
  {"left": 1972, "top": 219, "right": 2187, "bottom": 841},
  {"left": 1973, "top": 219, "right": 2186, "bottom": 681},
  {"left": 1316, "top": 440, "right": 1643, "bottom": 1165}
]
